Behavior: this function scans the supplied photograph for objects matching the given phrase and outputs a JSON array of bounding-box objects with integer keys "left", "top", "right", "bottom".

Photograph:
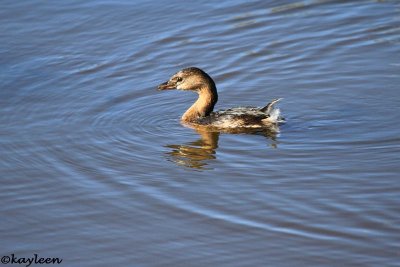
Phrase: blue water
[{"left": 1, "top": 1, "right": 399, "bottom": 266}]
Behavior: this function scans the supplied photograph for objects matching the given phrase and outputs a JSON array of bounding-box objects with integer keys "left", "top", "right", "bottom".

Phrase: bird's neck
[{"left": 181, "top": 85, "right": 218, "bottom": 122}]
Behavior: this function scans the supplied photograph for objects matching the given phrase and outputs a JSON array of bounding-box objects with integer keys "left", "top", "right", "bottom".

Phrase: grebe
[{"left": 157, "top": 67, "right": 283, "bottom": 129}]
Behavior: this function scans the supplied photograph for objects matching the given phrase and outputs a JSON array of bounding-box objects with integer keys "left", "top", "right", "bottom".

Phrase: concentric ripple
[{"left": 1, "top": 0, "right": 400, "bottom": 266}]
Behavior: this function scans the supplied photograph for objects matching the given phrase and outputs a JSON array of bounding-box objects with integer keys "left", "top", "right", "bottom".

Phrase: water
[{"left": 1, "top": 0, "right": 399, "bottom": 266}]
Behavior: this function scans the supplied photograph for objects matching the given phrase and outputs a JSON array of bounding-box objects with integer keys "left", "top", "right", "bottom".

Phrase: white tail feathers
[
  {"left": 260, "top": 98, "right": 282, "bottom": 114},
  {"left": 260, "top": 98, "right": 284, "bottom": 124}
]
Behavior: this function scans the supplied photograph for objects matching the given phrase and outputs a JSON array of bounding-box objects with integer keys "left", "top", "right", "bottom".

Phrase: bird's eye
[{"left": 176, "top": 77, "right": 183, "bottom": 82}]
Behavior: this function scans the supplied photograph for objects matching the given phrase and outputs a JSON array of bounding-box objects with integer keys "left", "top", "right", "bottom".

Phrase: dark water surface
[{"left": 1, "top": 0, "right": 400, "bottom": 266}]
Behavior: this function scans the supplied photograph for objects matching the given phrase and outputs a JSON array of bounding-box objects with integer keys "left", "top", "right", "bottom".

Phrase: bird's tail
[
  {"left": 260, "top": 98, "right": 284, "bottom": 123},
  {"left": 260, "top": 98, "right": 282, "bottom": 114}
]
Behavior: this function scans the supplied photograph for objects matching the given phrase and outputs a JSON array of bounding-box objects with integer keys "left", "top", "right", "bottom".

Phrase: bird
[{"left": 158, "top": 67, "right": 283, "bottom": 130}]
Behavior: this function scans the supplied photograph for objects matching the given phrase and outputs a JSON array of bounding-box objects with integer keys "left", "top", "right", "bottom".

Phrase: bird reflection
[
  {"left": 165, "top": 126, "right": 279, "bottom": 170},
  {"left": 165, "top": 129, "right": 219, "bottom": 170}
]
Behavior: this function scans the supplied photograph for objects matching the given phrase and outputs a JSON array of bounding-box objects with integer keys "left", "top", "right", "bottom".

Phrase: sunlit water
[{"left": 1, "top": 1, "right": 399, "bottom": 266}]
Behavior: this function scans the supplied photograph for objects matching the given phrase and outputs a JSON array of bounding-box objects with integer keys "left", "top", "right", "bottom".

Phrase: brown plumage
[{"left": 158, "top": 67, "right": 283, "bottom": 130}]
